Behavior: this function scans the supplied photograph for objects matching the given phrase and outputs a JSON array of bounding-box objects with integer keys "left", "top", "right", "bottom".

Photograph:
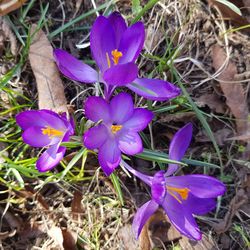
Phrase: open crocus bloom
[
  {"left": 122, "top": 123, "right": 226, "bottom": 240},
  {"left": 16, "top": 110, "right": 74, "bottom": 172},
  {"left": 83, "top": 92, "right": 153, "bottom": 175},
  {"left": 54, "top": 12, "right": 180, "bottom": 101}
]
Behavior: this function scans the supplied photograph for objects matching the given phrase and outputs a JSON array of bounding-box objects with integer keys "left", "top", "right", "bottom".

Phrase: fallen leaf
[
  {"left": 139, "top": 209, "right": 182, "bottom": 249},
  {"left": 48, "top": 226, "right": 64, "bottom": 249},
  {"left": 195, "top": 93, "right": 226, "bottom": 114},
  {"left": 71, "top": 190, "right": 84, "bottom": 220},
  {"left": 210, "top": 189, "right": 248, "bottom": 234},
  {"left": 118, "top": 225, "right": 139, "bottom": 250},
  {"left": 179, "top": 234, "right": 217, "bottom": 250},
  {"left": 0, "top": 17, "right": 17, "bottom": 55},
  {"left": 0, "top": 0, "right": 27, "bottom": 16},
  {"left": 0, "top": 206, "right": 22, "bottom": 231},
  {"left": 29, "top": 25, "right": 68, "bottom": 113},
  {"left": 208, "top": 0, "right": 250, "bottom": 29},
  {"left": 61, "top": 228, "right": 77, "bottom": 250},
  {"left": 48, "top": 226, "right": 77, "bottom": 250},
  {"left": 212, "top": 45, "right": 249, "bottom": 135},
  {"left": 159, "top": 111, "right": 196, "bottom": 123}
]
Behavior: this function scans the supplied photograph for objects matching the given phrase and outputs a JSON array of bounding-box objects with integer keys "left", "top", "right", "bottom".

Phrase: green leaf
[
  {"left": 215, "top": 0, "right": 242, "bottom": 16},
  {"left": 131, "top": 0, "right": 160, "bottom": 24},
  {"left": 136, "top": 148, "right": 220, "bottom": 169},
  {"left": 60, "top": 147, "right": 86, "bottom": 179},
  {"left": 110, "top": 172, "right": 124, "bottom": 206},
  {"left": 48, "top": 1, "right": 115, "bottom": 39},
  {"left": 172, "top": 70, "right": 223, "bottom": 170},
  {"left": 132, "top": 0, "right": 142, "bottom": 15}
]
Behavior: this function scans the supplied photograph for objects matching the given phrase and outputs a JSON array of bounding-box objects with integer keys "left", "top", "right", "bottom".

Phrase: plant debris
[{"left": 29, "top": 25, "right": 68, "bottom": 113}]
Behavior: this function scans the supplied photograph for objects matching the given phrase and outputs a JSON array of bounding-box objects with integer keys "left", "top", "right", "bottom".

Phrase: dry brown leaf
[
  {"left": 195, "top": 93, "right": 226, "bottom": 114},
  {"left": 48, "top": 226, "right": 64, "bottom": 249},
  {"left": 48, "top": 226, "right": 77, "bottom": 250},
  {"left": 212, "top": 45, "right": 249, "bottom": 134},
  {"left": 208, "top": 0, "right": 250, "bottom": 29},
  {"left": 0, "top": 206, "right": 22, "bottom": 231},
  {"left": 61, "top": 228, "right": 77, "bottom": 250},
  {"left": 179, "top": 234, "right": 217, "bottom": 250},
  {"left": 139, "top": 209, "right": 182, "bottom": 250},
  {"left": 0, "top": 0, "right": 27, "bottom": 16},
  {"left": 0, "top": 17, "right": 17, "bottom": 55},
  {"left": 118, "top": 225, "right": 139, "bottom": 250},
  {"left": 71, "top": 190, "right": 84, "bottom": 220},
  {"left": 29, "top": 25, "right": 68, "bottom": 113},
  {"left": 159, "top": 111, "right": 196, "bottom": 123},
  {"left": 210, "top": 189, "right": 248, "bottom": 234}
]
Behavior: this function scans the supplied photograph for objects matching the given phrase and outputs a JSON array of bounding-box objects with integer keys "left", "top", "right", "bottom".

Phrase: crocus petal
[
  {"left": 84, "top": 96, "right": 111, "bottom": 123},
  {"left": 184, "top": 193, "right": 216, "bottom": 215},
  {"left": 166, "top": 174, "right": 226, "bottom": 198},
  {"left": 90, "top": 15, "right": 116, "bottom": 72},
  {"left": 36, "top": 145, "right": 66, "bottom": 172},
  {"left": 123, "top": 108, "right": 153, "bottom": 132},
  {"left": 119, "top": 22, "right": 145, "bottom": 63},
  {"left": 132, "top": 200, "right": 159, "bottom": 239},
  {"left": 22, "top": 126, "right": 54, "bottom": 147},
  {"left": 121, "top": 160, "right": 153, "bottom": 186},
  {"left": 60, "top": 113, "right": 75, "bottom": 136},
  {"left": 162, "top": 195, "right": 202, "bottom": 241},
  {"left": 54, "top": 49, "right": 98, "bottom": 83},
  {"left": 151, "top": 171, "right": 166, "bottom": 204},
  {"left": 98, "top": 139, "right": 121, "bottom": 176},
  {"left": 103, "top": 63, "right": 138, "bottom": 86},
  {"left": 108, "top": 12, "right": 127, "bottom": 48},
  {"left": 118, "top": 131, "right": 143, "bottom": 155},
  {"left": 110, "top": 92, "right": 134, "bottom": 124},
  {"left": 16, "top": 111, "right": 48, "bottom": 129},
  {"left": 83, "top": 124, "right": 108, "bottom": 150},
  {"left": 166, "top": 123, "right": 193, "bottom": 176},
  {"left": 128, "top": 78, "right": 181, "bottom": 101}
]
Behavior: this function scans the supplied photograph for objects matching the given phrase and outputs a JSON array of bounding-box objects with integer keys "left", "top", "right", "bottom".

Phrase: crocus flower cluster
[
  {"left": 122, "top": 123, "right": 226, "bottom": 240},
  {"left": 16, "top": 110, "right": 74, "bottom": 172},
  {"left": 53, "top": 12, "right": 180, "bottom": 101},
  {"left": 15, "top": 11, "right": 226, "bottom": 242}
]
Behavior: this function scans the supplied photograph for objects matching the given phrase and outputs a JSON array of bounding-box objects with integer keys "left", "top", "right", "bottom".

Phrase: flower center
[
  {"left": 111, "top": 124, "right": 123, "bottom": 134},
  {"left": 106, "top": 49, "right": 123, "bottom": 68},
  {"left": 167, "top": 186, "right": 190, "bottom": 203},
  {"left": 41, "top": 126, "right": 64, "bottom": 138}
]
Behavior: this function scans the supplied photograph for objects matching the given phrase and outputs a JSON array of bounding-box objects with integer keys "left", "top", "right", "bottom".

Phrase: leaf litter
[{"left": 29, "top": 24, "right": 68, "bottom": 113}]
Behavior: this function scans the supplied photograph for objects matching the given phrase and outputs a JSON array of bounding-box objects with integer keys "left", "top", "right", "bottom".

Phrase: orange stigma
[
  {"left": 111, "top": 125, "right": 123, "bottom": 134},
  {"left": 106, "top": 49, "right": 123, "bottom": 68},
  {"left": 111, "top": 49, "right": 123, "bottom": 65},
  {"left": 167, "top": 186, "right": 190, "bottom": 203},
  {"left": 41, "top": 126, "right": 63, "bottom": 138}
]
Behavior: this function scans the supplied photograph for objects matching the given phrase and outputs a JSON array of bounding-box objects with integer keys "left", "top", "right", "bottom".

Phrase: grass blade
[
  {"left": 110, "top": 172, "right": 124, "bottom": 206},
  {"left": 172, "top": 69, "right": 223, "bottom": 170}
]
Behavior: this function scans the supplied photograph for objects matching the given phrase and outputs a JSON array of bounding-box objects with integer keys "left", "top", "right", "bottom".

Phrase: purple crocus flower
[
  {"left": 83, "top": 92, "right": 153, "bottom": 176},
  {"left": 16, "top": 110, "right": 74, "bottom": 172},
  {"left": 54, "top": 12, "right": 180, "bottom": 100},
  {"left": 122, "top": 123, "right": 226, "bottom": 240}
]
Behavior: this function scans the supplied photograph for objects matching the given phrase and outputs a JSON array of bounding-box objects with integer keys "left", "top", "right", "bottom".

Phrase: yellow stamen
[
  {"left": 106, "top": 52, "right": 111, "bottom": 68},
  {"left": 111, "top": 49, "right": 123, "bottom": 65},
  {"left": 111, "top": 125, "right": 123, "bottom": 134},
  {"left": 41, "top": 126, "right": 63, "bottom": 138},
  {"left": 167, "top": 186, "right": 190, "bottom": 204}
]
